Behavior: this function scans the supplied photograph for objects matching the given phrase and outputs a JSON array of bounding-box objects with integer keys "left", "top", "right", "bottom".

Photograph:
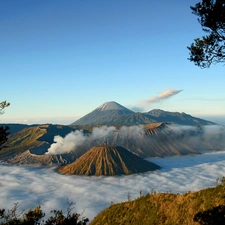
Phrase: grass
[{"left": 90, "top": 181, "right": 225, "bottom": 225}]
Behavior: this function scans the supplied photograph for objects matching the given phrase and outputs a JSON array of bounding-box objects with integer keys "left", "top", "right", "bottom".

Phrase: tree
[
  {"left": 0, "top": 201, "right": 89, "bottom": 225},
  {"left": 187, "top": 0, "right": 225, "bottom": 68},
  {"left": 0, "top": 101, "right": 10, "bottom": 150}
]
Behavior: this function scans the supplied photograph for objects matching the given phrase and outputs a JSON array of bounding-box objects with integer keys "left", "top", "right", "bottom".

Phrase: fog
[{"left": 1, "top": 150, "right": 225, "bottom": 221}]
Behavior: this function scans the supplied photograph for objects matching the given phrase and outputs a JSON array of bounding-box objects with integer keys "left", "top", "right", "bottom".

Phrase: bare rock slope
[{"left": 59, "top": 146, "right": 160, "bottom": 176}]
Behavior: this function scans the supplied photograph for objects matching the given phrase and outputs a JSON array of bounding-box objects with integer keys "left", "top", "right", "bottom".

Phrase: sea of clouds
[{"left": 1, "top": 150, "right": 225, "bottom": 222}]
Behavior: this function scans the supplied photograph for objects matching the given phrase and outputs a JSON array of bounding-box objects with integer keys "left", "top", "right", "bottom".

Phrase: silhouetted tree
[
  {"left": 0, "top": 101, "right": 10, "bottom": 150},
  {"left": 0, "top": 201, "right": 89, "bottom": 225},
  {"left": 187, "top": 0, "right": 225, "bottom": 68},
  {"left": 193, "top": 205, "right": 225, "bottom": 225}
]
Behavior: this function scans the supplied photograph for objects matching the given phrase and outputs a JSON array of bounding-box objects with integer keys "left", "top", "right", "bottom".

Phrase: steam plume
[
  {"left": 46, "top": 125, "right": 144, "bottom": 155},
  {"left": 46, "top": 126, "right": 117, "bottom": 155}
]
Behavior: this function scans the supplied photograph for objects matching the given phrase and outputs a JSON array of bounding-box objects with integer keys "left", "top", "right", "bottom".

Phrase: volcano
[
  {"left": 71, "top": 101, "right": 134, "bottom": 125},
  {"left": 58, "top": 145, "right": 160, "bottom": 176},
  {"left": 70, "top": 101, "right": 215, "bottom": 126}
]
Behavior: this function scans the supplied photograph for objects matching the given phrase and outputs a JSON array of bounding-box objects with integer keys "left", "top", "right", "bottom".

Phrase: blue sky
[{"left": 1, "top": 0, "right": 225, "bottom": 125}]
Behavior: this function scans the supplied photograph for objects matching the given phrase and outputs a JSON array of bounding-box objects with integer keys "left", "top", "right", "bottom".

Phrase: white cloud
[
  {"left": 146, "top": 88, "right": 183, "bottom": 103},
  {"left": 1, "top": 150, "right": 225, "bottom": 222},
  {"left": 130, "top": 88, "right": 183, "bottom": 112}
]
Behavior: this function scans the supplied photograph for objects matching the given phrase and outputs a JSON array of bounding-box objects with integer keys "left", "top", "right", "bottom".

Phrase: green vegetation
[
  {"left": 188, "top": 0, "right": 225, "bottom": 68},
  {"left": 90, "top": 178, "right": 225, "bottom": 225},
  {"left": 0, "top": 101, "right": 10, "bottom": 150},
  {"left": 0, "top": 201, "right": 89, "bottom": 225}
]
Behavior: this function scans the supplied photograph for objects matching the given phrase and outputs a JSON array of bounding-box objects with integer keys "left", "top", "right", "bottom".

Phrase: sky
[
  {"left": 1, "top": 151, "right": 225, "bottom": 221},
  {"left": 1, "top": 0, "right": 225, "bottom": 125}
]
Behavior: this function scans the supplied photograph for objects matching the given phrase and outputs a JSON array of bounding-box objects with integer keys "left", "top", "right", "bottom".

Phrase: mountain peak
[
  {"left": 58, "top": 145, "right": 160, "bottom": 176},
  {"left": 70, "top": 101, "right": 134, "bottom": 125},
  {"left": 96, "top": 101, "right": 131, "bottom": 111}
]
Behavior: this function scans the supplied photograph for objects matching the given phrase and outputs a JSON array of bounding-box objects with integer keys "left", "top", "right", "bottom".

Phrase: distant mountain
[
  {"left": 146, "top": 109, "right": 214, "bottom": 126},
  {"left": 70, "top": 102, "right": 215, "bottom": 126},
  {"left": 58, "top": 145, "right": 160, "bottom": 176},
  {"left": 71, "top": 101, "right": 134, "bottom": 125}
]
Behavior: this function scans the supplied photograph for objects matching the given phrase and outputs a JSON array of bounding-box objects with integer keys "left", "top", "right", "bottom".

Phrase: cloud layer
[{"left": 1, "top": 150, "right": 225, "bottom": 221}]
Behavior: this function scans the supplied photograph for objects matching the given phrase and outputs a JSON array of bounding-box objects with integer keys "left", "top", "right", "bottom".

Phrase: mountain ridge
[
  {"left": 71, "top": 101, "right": 215, "bottom": 126},
  {"left": 90, "top": 183, "right": 225, "bottom": 225}
]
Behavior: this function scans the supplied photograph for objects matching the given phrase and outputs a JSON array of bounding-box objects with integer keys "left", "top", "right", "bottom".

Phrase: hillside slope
[
  {"left": 59, "top": 146, "right": 160, "bottom": 176},
  {"left": 90, "top": 183, "right": 225, "bottom": 225},
  {"left": 71, "top": 101, "right": 134, "bottom": 125},
  {"left": 146, "top": 109, "right": 215, "bottom": 126},
  {"left": 0, "top": 124, "right": 78, "bottom": 162}
]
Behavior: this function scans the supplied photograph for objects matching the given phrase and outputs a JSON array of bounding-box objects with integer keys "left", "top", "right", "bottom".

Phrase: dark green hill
[{"left": 90, "top": 182, "right": 225, "bottom": 225}]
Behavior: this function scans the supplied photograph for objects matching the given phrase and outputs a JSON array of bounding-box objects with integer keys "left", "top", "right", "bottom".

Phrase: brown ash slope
[{"left": 59, "top": 146, "right": 160, "bottom": 176}]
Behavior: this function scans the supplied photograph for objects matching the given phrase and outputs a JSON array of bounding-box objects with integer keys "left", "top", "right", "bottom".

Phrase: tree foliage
[
  {"left": 0, "top": 101, "right": 10, "bottom": 150},
  {"left": 0, "top": 101, "right": 10, "bottom": 115},
  {"left": 0, "top": 201, "right": 89, "bottom": 225},
  {"left": 188, "top": 0, "right": 225, "bottom": 68}
]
